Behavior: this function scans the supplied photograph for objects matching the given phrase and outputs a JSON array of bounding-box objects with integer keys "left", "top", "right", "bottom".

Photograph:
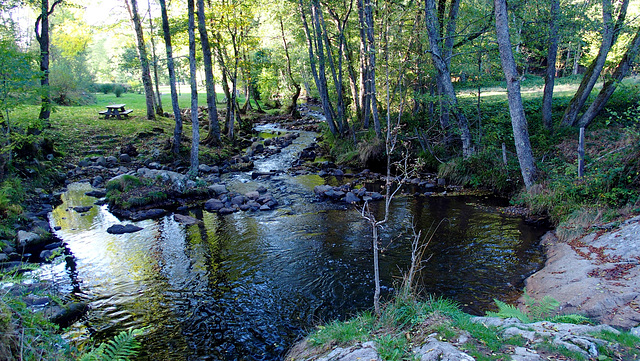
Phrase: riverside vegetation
[{"left": 0, "top": 76, "right": 639, "bottom": 359}]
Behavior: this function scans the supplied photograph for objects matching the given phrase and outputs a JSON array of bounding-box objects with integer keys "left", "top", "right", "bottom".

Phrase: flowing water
[{"left": 42, "top": 125, "right": 548, "bottom": 360}]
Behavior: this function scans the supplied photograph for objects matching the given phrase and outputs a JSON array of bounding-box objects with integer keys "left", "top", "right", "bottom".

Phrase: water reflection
[{"left": 42, "top": 127, "right": 547, "bottom": 360}]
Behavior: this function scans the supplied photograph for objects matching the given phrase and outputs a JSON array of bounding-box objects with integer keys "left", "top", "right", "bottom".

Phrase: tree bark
[
  {"left": 35, "top": 0, "right": 63, "bottom": 125},
  {"left": 188, "top": 0, "right": 199, "bottom": 174},
  {"left": 578, "top": 27, "right": 640, "bottom": 128},
  {"left": 147, "top": 0, "right": 163, "bottom": 116},
  {"left": 424, "top": 0, "right": 472, "bottom": 157},
  {"left": 299, "top": 0, "right": 338, "bottom": 135},
  {"left": 542, "top": 0, "right": 559, "bottom": 131},
  {"left": 279, "top": 18, "right": 301, "bottom": 119},
  {"left": 561, "top": 0, "right": 629, "bottom": 126},
  {"left": 196, "top": 0, "right": 220, "bottom": 146},
  {"left": 357, "top": 0, "right": 370, "bottom": 129},
  {"left": 364, "top": 0, "right": 382, "bottom": 138},
  {"left": 127, "top": 0, "right": 156, "bottom": 120},
  {"left": 158, "top": 0, "right": 182, "bottom": 154},
  {"left": 494, "top": 0, "right": 537, "bottom": 189}
]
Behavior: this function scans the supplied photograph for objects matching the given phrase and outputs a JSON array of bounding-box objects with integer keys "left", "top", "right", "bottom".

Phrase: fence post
[{"left": 578, "top": 127, "right": 585, "bottom": 178}]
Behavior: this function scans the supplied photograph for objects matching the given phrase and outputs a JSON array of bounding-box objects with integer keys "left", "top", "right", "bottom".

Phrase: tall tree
[
  {"left": 279, "top": 18, "right": 301, "bottom": 119},
  {"left": 494, "top": 0, "right": 537, "bottom": 189},
  {"left": 424, "top": 0, "right": 473, "bottom": 157},
  {"left": 577, "top": 27, "right": 640, "bottom": 128},
  {"left": 541, "top": 0, "right": 559, "bottom": 131},
  {"left": 196, "top": 0, "right": 221, "bottom": 146},
  {"left": 35, "top": 0, "right": 63, "bottom": 125},
  {"left": 561, "top": 0, "right": 629, "bottom": 127},
  {"left": 125, "top": 0, "right": 156, "bottom": 120},
  {"left": 147, "top": 0, "right": 163, "bottom": 116},
  {"left": 299, "top": 0, "right": 339, "bottom": 135},
  {"left": 158, "top": 0, "right": 182, "bottom": 154},
  {"left": 188, "top": 0, "right": 199, "bottom": 173}
]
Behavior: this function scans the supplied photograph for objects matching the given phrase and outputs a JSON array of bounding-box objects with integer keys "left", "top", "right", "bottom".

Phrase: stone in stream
[
  {"left": 48, "top": 302, "right": 89, "bottom": 329},
  {"left": 17, "top": 230, "right": 44, "bottom": 248},
  {"left": 218, "top": 207, "right": 236, "bottom": 215},
  {"left": 208, "top": 184, "right": 228, "bottom": 195},
  {"left": 106, "top": 224, "right": 144, "bottom": 234},
  {"left": 344, "top": 192, "right": 360, "bottom": 204},
  {"left": 313, "top": 185, "right": 333, "bottom": 195},
  {"left": 85, "top": 190, "right": 107, "bottom": 198},
  {"left": 130, "top": 209, "right": 166, "bottom": 221},
  {"left": 204, "top": 199, "right": 224, "bottom": 212},
  {"left": 174, "top": 214, "right": 200, "bottom": 226},
  {"left": 73, "top": 206, "right": 93, "bottom": 213},
  {"left": 245, "top": 191, "right": 260, "bottom": 200}
]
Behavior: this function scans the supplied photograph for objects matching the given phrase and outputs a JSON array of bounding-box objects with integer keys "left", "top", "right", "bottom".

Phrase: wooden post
[
  {"left": 502, "top": 142, "right": 508, "bottom": 167},
  {"left": 578, "top": 127, "right": 585, "bottom": 178}
]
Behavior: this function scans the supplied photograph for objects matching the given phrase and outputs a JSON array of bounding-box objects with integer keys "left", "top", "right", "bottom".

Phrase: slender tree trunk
[
  {"left": 578, "top": 27, "right": 640, "bottom": 128},
  {"left": 147, "top": 0, "right": 163, "bottom": 116},
  {"left": 364, "top": 0, "right": 382, "bottom": 138},
  {"left": 300, "top": 0, "right": 338, "bottom": 135},
  {"left": 561, "top": 0, "right": 629, "bottom": 126},
  {"left": 542, "top": 0, "right": 559, "bottom": 131},
  {"left": 424, "top": 0, "right": 472, "bottom": 157},
  {"left": 196, "top": 0, "right": 220, "bottom": 146},
  {"left": 280, "top": 18, "right": 301, "bottom": 119},
  {"left": 35, "top": 0, "right": 62, "bottom": 125},
  {"left": 357, "top": 0, "right": 370, "bottom": 129},
  {"left": 494, "top": 0, "right": 537, "bottom": 189},
  {"left": 127, "top": 0, "right": 156, "bottom": 120},
  {"left": 572, "top": 42, "right": 581, "bottom": 75},
  {"left": 188, "top": 0, "right": 199, "bottom": 173},
  {"left": 158, "top": 0, "right": 182, "bottom": 154}
]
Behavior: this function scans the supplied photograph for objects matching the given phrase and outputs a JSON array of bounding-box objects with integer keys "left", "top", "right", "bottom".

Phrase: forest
[{"left": 1, "top": 0, "right": 640, "bottom": 359}]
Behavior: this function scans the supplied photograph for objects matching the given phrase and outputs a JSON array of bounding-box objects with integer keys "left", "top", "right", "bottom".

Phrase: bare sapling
[{"left": 359, "top": 0, "right": 416, "bottom": 315}]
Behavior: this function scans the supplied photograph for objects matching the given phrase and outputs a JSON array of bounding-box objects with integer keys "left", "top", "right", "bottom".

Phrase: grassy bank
[{"left": 290, "top": 293, "right": 640, "bottom": 360}]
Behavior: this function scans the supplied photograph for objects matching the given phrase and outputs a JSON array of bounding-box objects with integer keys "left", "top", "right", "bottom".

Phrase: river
[{"left": 41, "top": 125, "right": 547, "bottom": 360}]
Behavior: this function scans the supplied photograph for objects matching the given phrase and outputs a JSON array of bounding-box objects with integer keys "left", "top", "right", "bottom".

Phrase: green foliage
[
  {"left": 0, "top": 177, "right": 24, "bottom": 238},
  {"left": 113, "top": 85, "right": 125, "bottom": 98},
  {"left": 486, "top": 289, "right": 590, "bottom": 325},
  {"left": 485, "top": 299, "right": 532, "bottom": 323},
  {"left": 308, "top": 314, "right": 375, "bottom": 346},
  {"left": 49, "top": 46, "right": 96, "bottom": 106},
  {"left": 438, "top": 150, "right": 519, "bottom": 194},
  {"left": 78, "top": 328, "right": 144, "bottom": 361},
  {"left": 376, "top": 334, "right": 407, "bottom": 361}
]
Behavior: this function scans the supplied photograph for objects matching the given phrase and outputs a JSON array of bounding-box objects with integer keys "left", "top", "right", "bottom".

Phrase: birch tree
[{"left": 494, "top": 0, "right": 537, "bottom": 189}]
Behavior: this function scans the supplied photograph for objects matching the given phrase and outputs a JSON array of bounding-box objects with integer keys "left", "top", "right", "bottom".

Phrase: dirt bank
[{"left": 522, "top": 215, "right": 640, "bottom": 329}]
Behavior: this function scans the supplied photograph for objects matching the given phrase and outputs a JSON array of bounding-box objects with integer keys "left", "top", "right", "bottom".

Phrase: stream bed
[{"left": 41, "top": 126, "right": 548, "bottom": 360}]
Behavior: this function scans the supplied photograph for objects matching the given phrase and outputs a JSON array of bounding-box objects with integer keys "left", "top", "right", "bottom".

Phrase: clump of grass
[{"left": 438, "top": 149, "right": 520, "bottom": 194}]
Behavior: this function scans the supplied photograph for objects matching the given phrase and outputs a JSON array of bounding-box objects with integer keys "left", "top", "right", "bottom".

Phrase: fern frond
[
  {"left": 486, "top": 299, "right": 531, "bottom": 323},
  {"left": 101, "top": 328, "right": 142, "bottom": 361},
  {"left": 549, "top": 314, "right": 592, "bottom": 325},
  {"left": 79, "top": 328, "right": 143, "bottom": 361}
]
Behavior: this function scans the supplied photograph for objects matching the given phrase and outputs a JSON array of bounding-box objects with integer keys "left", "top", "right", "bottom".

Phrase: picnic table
[{"left": 99, "top": 104, "right": 133, "bottom": 119}]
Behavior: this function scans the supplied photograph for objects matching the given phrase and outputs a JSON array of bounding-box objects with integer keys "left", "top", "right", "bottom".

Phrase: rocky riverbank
[{"left": 522, "top": 216, "right": 640, "bottom": 329}]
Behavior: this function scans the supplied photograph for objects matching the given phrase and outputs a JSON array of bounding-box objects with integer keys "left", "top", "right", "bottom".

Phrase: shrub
[
  {"left": 114, "top": 84, "right": 125, "bottom": 98},
  {"left": 438, "top": 149, "right": 520, "bottom": 194}
]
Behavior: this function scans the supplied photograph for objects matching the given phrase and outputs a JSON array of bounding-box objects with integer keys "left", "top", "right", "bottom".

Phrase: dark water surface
[{"left": 42, "top": 127, "right": 548, "bottom": 360}]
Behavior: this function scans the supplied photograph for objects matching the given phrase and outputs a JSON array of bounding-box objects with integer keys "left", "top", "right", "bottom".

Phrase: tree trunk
[
  {"left": 561, "top": 0, "right": 629, "bottom": 126},
  {"left": 300, "top": 0, "right": 338, "bottom": 135},
  {"left": 494, "top": 0, "right": 537, "bottom": 189},
  {"left": 578, "top": 27, "right": 640, "bottom": 128},
  {"left": 357, "top": 0, "right": 370, "bottom": 129},
  {"left": 364, "top": 0, "right": 382, "bottom": 138},
  {"left": 188, "top": 0, "right": 199, "bottom": 174},
  {"left": 147, "top": 0, "right": 163, "bottom": 116},
  {"left": 424, "top": 0, "right": 472, "bottom": 157},
  {"left": 158, "top": 0, "right": 182, "bottom": 154},
  {"left": 127, "top": 0, "right": 156, "bottom": 120},
  {"left": 542, "top": 0, "right": 559, "bottom": 131},
  {"left": 197, "top": 0, "right": 221, "bottom": 146},
  {"left": 280, "top": 19, "right": 301, "bottom": 119},
  {"left": 35, "top": 0, "right": 63, "bottom": 125}
]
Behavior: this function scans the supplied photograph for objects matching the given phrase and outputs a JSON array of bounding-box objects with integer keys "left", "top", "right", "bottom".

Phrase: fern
[
  {"left": 485, "top": 299, "right": 531, "bottom": 323},
  {"left": 549, "top": 314, "right": 592, "bottom": 325},
  {"left": 79, "top": 328, "right": 144, "bottom": 361},
  {"left": 523, "top": 289, "right": 560, "bottom": 320}
]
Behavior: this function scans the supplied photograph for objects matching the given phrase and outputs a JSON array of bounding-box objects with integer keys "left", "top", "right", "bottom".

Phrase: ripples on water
[{"left": 42, "top": 127, "right": 548, "bottom": 360}]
